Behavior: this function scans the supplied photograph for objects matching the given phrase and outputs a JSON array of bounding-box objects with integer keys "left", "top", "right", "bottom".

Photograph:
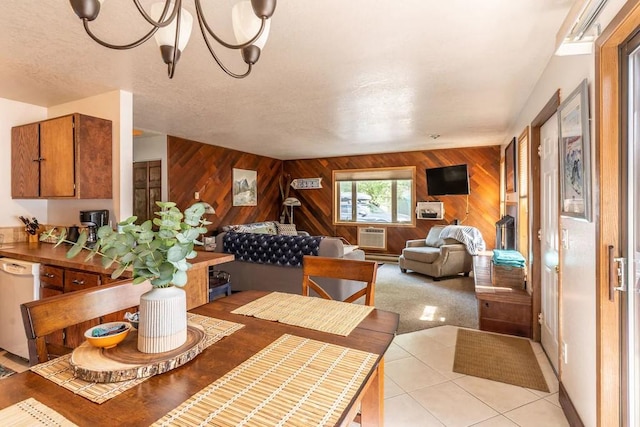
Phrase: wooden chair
[
  {"left": 301, "top": 256, "right": 378, "bottom": 306},
  {"left": 302, "top": 255, "right": 380, "bottom": 425},
  {"left": 20, "top": 280, "right": 152, "bottom": 366}
]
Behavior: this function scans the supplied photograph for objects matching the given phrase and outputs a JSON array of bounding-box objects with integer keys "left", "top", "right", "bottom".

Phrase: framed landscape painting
[
  {"left": 559, "top": 79, "right": 591, "bottom": 221},
  {"left": 232, "top": 168, "right": 257, "bottom": 206}
]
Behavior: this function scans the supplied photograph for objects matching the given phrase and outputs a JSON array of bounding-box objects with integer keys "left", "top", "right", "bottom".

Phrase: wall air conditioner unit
[
  {"left": 555, "top": 0, "right": 608, "bottom": 56},
  {"left": 357, "top": 227, "right": 387, "bottom": 250}
]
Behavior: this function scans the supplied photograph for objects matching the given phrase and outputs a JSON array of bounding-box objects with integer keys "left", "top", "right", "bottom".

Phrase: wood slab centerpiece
[{"left": 70, "top": 324, "right": 206, "bottom": 383}]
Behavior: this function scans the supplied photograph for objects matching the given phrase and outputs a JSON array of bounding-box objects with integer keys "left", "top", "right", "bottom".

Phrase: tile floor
[
  {"left": 2, "top": 326, "right": 569, "bottom": 427},
  {"left": 381, "top": 325, "right": 569, "bottom": 427}
]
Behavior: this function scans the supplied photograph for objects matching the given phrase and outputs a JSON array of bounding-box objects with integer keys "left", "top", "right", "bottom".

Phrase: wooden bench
[{"left": 473, "top": 254, "right": 532, "bottom": 338}]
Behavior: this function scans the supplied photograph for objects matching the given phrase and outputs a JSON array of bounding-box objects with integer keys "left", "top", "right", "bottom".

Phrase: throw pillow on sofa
[
  {"left": 224, "top": 221, "right": 278, "bottom": 235},
  {"left": 277, "top": 223, "right": 298, "bottom": 235}
]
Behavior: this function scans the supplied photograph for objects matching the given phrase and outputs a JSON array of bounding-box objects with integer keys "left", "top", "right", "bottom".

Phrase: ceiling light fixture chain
[{"left": 68, "top": 0, "right": 277, "bottom": 79}]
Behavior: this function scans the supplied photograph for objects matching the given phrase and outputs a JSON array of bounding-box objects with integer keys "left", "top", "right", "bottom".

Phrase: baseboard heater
[{"left": 357, "top": 227, "right": 387, "bottom": 250}]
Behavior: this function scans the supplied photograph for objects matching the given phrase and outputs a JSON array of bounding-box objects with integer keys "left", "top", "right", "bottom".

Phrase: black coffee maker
[{"left": 80, "top": 210, "right": 109, "bottom": 246}]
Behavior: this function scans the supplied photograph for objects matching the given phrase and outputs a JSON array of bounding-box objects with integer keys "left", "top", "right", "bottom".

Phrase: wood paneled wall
[
  {"left": 167, "top": 136, "right": 282, "bottom": 232},
  {"left": 283, "top": 146, "right": 501, "bottom": 254},
  {"left": 167, "top": 136, "right": 500, "bottom": 254}
]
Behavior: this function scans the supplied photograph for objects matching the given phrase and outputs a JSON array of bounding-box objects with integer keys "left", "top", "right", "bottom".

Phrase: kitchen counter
[
  {"left": 0, "top": 242, "right": 125, "bottom": 275},
  {"left": 0, "top": 243, "right": 235, "bottom": 309}
]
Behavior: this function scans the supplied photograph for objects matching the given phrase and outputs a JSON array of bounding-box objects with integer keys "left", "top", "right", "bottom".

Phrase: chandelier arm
[
  {"left": 197, "top": 15, "right": 251, "bottom": 79},
  {"left": 82, "top": 18, "right": 159, "bottom": 50},
  {"left": 132, "top": 0, "right": 179, "bottom": 28},
  {"left": 167, "top": 7, "right": 183, "bottom": 79},
  {"left": 195, "top": 0, "right": 267, "bottom": 50}
]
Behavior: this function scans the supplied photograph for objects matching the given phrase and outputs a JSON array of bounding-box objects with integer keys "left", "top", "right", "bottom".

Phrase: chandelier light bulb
[
  {"left": 232, "top": 1, "right": 270, "bottom": 50},
  {"left": 151, "top": 2, "right": 193, "bottom": 53}
]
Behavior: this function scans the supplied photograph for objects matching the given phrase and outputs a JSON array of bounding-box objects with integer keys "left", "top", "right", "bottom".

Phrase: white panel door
[{"left": 540, "top": 112, "right": 560, "bottom": 373}]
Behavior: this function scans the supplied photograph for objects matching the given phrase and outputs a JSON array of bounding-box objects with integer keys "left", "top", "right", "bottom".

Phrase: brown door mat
[{"left": 453, "top": 328, "right": 549, "bottom": 392}]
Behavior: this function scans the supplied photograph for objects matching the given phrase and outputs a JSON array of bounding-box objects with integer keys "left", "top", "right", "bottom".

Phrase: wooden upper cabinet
[
  {"left": 11, "top": 113, "right": 113, "bottom": 199},
  {"left": 11, "top": 123, "right": 40, "bottom": 198},
  {"left": 40, "top": 116, "right": 75, "bottom": 197}
]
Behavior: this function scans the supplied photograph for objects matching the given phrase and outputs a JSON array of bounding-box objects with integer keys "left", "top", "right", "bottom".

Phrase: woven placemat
[
  {"left": 0, "top": 397, "right": 78, "bottom": 426},
  {"left": 30, "top": 314, "right": 244, "bottom": 404},
  {"left": 153, "top": 333, "right": 377, "bottom": 426},
  {"left": 453, "top": 329, "right": 549, "bottom": 392},
  {"left": 231, "top": 292, "right": 374, "bottom": 336}
]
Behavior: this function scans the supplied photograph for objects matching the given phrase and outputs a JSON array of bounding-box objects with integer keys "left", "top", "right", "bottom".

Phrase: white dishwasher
[{"left": 0, "top": 258, "right": 40, "bottom": 359}]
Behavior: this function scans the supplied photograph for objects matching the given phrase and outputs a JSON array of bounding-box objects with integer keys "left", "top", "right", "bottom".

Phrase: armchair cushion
[
  {"left": 424, "top": 226, "right": 461, "bottom": 247},
  {"left": 425, "top": 226, "right": 445, "bottom": 247},
  {"left": 401, "top": 246, "right": 441, "bottom": 264}
]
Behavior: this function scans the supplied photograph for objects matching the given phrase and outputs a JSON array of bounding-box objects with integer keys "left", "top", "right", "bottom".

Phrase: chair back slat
[
  {"left": 21, "top": 280, "right": 152, "bottom": 365},
  {"left": 302, "top": 256, "right": 377, "bottom": 306}
]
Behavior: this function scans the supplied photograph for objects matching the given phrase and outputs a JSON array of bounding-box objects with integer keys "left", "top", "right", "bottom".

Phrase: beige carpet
[
  {"left": 374, "top": 264, "right": 478, "bottom": 334},
  {"left": 453, "top": 329, "right": 549, "bottom": 392}
]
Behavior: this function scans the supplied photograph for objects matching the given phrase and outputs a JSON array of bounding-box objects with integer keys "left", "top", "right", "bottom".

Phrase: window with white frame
[{"left": 333, "top": 167, "right": 415, "bottom": 226}]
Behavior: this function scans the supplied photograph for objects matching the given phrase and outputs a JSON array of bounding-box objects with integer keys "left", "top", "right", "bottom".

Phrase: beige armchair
[{"left": 398, "top": 225, "right": 473, "bottom": 280}]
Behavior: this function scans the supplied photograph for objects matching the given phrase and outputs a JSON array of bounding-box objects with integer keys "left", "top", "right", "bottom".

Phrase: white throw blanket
[{"left": 439, "top": 225, "right": 486, "bottom": 255}]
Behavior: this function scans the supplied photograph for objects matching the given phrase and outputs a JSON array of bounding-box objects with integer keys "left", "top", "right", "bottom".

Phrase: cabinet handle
[
  {"left": 71, "top": 279, "right": 85, "bottom": 285},
  {"left": 42, "top": 273, "right": 55, "bottom": 278},
  {"left": 32, "top": 157, "right": 45, "bottom": 162}
]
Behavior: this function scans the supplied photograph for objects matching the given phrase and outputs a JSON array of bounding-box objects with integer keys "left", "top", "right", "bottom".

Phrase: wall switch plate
[{"left": 562, "top": 341, "right": 568, "bottom": 364}]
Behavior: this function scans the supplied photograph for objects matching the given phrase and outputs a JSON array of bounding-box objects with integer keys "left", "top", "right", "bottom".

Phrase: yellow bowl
[{"left": 84, "top": 322, "right": 131, "bottom": 349}]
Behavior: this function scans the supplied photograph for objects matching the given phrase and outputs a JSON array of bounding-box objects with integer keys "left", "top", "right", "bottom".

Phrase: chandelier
[{"left": 69, "top": 0, "right": 277, "bottom": 79}]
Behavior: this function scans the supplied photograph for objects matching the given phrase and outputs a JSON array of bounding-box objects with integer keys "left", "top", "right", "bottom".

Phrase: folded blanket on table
[
  {"left": 492, "top": 249, "right": 526, "bottom": 268},
  {"left": 439, "top": 225, "right": 486, "bottom": 255}
]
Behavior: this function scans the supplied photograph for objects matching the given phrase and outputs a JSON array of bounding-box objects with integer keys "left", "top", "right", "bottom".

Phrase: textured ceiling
[{"left": 0, "top": 0, "right": 573, "bottom": 160}]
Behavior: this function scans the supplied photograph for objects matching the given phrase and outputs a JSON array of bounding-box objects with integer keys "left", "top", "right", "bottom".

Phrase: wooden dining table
[{"left": 0, "top": 291, "right": 399, "bottom": 426}]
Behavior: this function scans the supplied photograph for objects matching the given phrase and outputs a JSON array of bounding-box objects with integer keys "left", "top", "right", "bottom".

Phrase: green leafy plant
[{"left": 43, "top": 202, "right": 211, "bottom": 287}]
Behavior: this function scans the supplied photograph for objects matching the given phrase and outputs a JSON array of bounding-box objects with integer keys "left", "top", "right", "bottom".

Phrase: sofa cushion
[
  {"left": 277, "top": 223, "right": 298, "bottom": 235},
  {"left": 223, "top": 232, "right": 323, "bottom": 267},
  {"left": 402, "top": 246, "right": 441, "bottom": 263}
]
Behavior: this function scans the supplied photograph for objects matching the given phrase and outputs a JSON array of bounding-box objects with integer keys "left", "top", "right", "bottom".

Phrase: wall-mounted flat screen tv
[{"left": 426, "top": 164, "right": 470, "bottom": 196}]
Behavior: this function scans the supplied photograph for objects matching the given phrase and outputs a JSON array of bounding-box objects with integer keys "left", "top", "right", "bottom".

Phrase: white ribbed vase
[{"left": 137, "top": 286, "right": 187, "bottom": 353}]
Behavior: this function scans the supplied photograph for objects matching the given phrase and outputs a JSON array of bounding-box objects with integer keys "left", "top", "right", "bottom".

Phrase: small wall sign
[{"left": 290, "top": 178, "right": 322, "bottom": 189}]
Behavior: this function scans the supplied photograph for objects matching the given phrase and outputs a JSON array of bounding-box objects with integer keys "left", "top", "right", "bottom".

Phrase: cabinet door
[
  {"left": 40, "top": 115, "right": 75, "bottom": 197},
  {"left": 76, "top": 114, "right": 113, "bottom": 199},
  {"left": 11, "top": 123, "right": 40, "bottom": 198}
]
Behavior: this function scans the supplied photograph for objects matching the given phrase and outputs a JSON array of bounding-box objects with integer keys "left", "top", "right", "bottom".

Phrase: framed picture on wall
[
  {"left": 232, "top": 168, "right": 257, "bottom": 206},
  {"left": 559, "top": 79, "right": 591, "bottom": 221},
  {"left": 505, "top": 137, "right": 517, "bottom": 193}
]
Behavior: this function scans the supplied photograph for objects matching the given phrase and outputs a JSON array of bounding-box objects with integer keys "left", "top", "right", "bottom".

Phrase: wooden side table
[{"left": 473, "top": 254, "right": 532, "bottom": 338}]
